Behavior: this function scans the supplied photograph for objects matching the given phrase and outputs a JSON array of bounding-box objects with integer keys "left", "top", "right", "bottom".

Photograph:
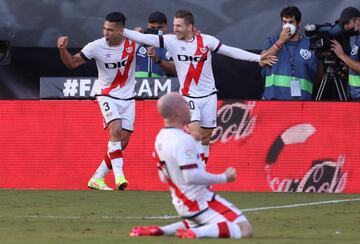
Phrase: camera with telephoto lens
[{"left": 304, "top": 22, "right": 348, "bottom": 68}]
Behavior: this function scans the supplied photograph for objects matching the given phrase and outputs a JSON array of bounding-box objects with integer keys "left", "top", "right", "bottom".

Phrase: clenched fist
[
  {"left": 57, "top": 36, "right": 69, "bottom": 49},
  {"left": 224, "top": 167, "right": 237, "bottom": 182}
]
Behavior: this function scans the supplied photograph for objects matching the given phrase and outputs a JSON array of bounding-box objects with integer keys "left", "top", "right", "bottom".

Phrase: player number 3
[{"left": 103, "top": 102, "right": 110, "bottom": 112}]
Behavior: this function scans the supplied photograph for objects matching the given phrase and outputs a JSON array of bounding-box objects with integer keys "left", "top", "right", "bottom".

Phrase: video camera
[
  {"left": 305, "top": 22, "right": 350, "bottom": 100},
  {"left": 304, "top": 22, "right": 348, "bottom": 67}
]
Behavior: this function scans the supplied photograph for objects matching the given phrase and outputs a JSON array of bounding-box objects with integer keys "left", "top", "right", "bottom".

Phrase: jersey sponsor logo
[
  {"left": 104, "top": 60, "right": 129, "bottom": 69},
  {"left": 299, "top": 49, "right": 312, "bottom": 60},
  {"left": 177, "top": 54, "right": 207, "bottom": 62}
]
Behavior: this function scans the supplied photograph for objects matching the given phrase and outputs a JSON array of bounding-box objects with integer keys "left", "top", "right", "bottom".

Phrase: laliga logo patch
[
  {"left": 185, "top": 148, "right": 196, "bottom": 159},
  {"left": 139, "top": 46, "right": 147, "bottom": 55},
  {"left": 351, "top": 45, "right": 358, "bottom": 56},
  {"left": 126, "top": 46, "right": 133, "bottom": 53},
  {"left": 300, "top": 49, "right": 311, "bottom": 60}
]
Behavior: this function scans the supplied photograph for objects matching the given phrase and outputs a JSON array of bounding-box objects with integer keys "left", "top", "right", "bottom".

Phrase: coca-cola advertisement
[
  {"left": 0, "top": 100, "right": 359, "bottom": 193},
  {"left": 208, "top": 101, "right": 358, "bottom": 193}
]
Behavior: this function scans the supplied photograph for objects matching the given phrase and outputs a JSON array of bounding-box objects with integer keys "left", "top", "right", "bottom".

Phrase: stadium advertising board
[
  {"left": 0, "top": 100, "right": 359, "bottom": 193},
  {"left": 40, "top": 77, "right": 180, "bottom": 99}
]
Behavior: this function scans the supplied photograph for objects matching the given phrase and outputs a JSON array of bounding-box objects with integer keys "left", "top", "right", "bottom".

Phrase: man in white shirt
[
  {"left": 122, "top": 9, "right": 277, "bottom": 164},
  {"left": 129, "top": 92, "right": 253, "bottom": 239},
  {"left": 57, "top": 12, "right": 139, "bottom": 190}
]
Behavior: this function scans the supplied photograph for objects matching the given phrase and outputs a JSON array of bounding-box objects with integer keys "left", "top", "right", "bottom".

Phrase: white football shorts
[
  {"left": 184, "top": 93, "right": 217, "bottom": 129},
  {"left": 96, "top": 96, "right": 135, "bottom": 132}
]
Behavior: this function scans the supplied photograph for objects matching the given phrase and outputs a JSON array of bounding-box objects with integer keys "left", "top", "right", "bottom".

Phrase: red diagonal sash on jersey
[
  {"left": 153, "top": 150, "right": 200, "bottom": 212},
  {"left": 101, "top": 38, "right": 135, "bottom": 95},
  {"left": 181, "top": 34, "right": 209, "bottom": 96}
]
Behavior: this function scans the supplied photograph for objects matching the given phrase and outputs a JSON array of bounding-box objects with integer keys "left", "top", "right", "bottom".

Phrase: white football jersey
[
  {"left": 162, "top": 34, "right": 221, "bottom": 97},
  {"left": 154, "top": 128, "right": 215, "bottom": 217},
  {"left": 81, "top": 37, "right": 138, "bottom": 99}
]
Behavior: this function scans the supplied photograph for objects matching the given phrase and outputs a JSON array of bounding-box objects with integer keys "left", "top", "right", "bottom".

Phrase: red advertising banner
[{"left": 0, "top": 100, "right": 359, "bottom": 193}]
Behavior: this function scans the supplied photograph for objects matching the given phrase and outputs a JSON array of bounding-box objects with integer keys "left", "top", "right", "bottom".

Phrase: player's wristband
[{"left": 273, "top": 42, "right": 282, "bottom": 49}]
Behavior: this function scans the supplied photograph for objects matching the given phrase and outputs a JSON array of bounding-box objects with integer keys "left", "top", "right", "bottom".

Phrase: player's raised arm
[
  {"left": 123, "top": 28, "right": 161, "bottom": 48},
  {"left": 57, "top": 36, "right": 86, "bottom": 69},
  {"left": 217, "top": 44, "right": 278, "bottom": 66},
  {"left": 182, "top": 165, "right": 236, "bottom": 185}
]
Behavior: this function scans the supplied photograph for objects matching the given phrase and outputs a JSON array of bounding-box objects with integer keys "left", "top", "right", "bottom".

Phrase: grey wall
[{"left": 1, "top": 0, "right": 359, "bottom": 49}]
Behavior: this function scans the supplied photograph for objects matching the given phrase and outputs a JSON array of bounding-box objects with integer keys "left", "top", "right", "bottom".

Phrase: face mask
[{"left": 283, "top": 23, "right": 297, "bottom": 36}]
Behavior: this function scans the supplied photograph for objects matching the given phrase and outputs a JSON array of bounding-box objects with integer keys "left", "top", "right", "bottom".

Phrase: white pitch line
[
  {"left": 242, "top": 198, "right": 360, "bottom": 212},
  {"left": 8, "top": 198, "right": 360, "bottom": 220}
]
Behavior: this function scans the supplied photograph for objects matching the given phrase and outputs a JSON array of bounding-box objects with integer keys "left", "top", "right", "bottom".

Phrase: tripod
[{"left": 315, "top": 66, "right": 347, "bottom": 101}]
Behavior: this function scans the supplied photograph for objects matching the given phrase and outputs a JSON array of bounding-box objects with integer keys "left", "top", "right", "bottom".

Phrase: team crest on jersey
[
  {"left": 126, "top": 46, "right": 133, "bottom": 53},
  {"left": 351, "top": 45, "right": 358, "bottom": 56},
  {"left": 299, "top": 49, "right": 311, "bottom": 60},
  {"left": 200, "top": 47, "right": 208, "bottom": 54}
]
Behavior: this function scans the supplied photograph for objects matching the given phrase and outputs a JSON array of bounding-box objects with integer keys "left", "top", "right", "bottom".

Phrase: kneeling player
[{"left": 129, "top": 93, "right": 253, "bottom": 239}]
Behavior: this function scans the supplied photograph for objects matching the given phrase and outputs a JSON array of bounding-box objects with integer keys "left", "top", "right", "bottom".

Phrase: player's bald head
[{"left": 157, "top": 92, "right": 187, "bottom": 120}]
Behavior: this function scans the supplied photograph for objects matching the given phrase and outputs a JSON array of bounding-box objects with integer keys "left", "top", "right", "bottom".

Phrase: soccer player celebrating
[
  {"left": 130, "top": 92, "right": 253, "bottom": 239},
  {"left": 122, "top": 9, "right": 277, "bottom": 164},
  {"left": 57, "top": 12, "right": 139, "bottom": 190}
]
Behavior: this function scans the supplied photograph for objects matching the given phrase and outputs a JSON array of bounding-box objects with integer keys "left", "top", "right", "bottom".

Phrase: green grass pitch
[{"left": 0, "top": 190, "right": 359, "bottom": 244}]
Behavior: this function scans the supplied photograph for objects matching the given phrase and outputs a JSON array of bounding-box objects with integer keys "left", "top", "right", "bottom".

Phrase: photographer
[
  {"left": 331, "top": 7, "right": 360, "bottom": 100},
  {"left": 260, "top": 6, "right": 321, "bottom": 100},
  {"left": 135, "top": 11, "right": 176, "bottom": 78}
]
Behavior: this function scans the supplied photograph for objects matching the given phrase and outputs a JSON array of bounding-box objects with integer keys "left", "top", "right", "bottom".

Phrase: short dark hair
[
  {"left": 148, "top": 11, "right": 167, "bottom": 24},
  {"left": 280, "top": 6, "right": 302, "bottom": 23},
  {"left": 105, "top": 12, "right": 127, "bottom": 26},
  {"left": 174, "top": 10, "right": 194, "bottom": 25}
]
